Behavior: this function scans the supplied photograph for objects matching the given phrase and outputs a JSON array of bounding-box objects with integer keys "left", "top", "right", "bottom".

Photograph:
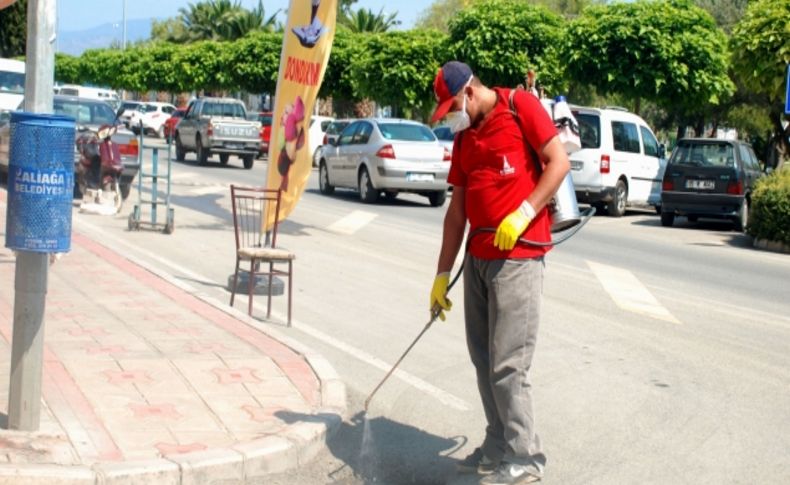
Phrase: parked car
[
  {"left": 174, "top": 97, "right": 261, "bottom": 169},
  {"left": 308, "top": 115, "right": 333, "bottom": 166},
  {"left": 318, "top": 118, "right": 451, "bottom": 206},
  {"left": 0, "top": 95, "right": 140, "bottom": 199},
  {"left": 314, "top": 118, "right": 352, "bottom": 166},
  {"left": 433, "top": 125, "right": 455, "bottom": 156},
  {"left": 129, "top": 102, "right": 177, "bottom": 138},
  {"left": 116, "top": 101, "right": 143, "bottom": 127},
  {"left": 569, "top": 106, "right": 666, "bottom": 216},
  {"left": 660, "top": 138, "right": 763, "bottom": 231},
  {"left": 58, "top": 84, "right": 120, "bottom": 111},
  {"left": 0, "top": 57, "right": 24, "bottom": 112},
  {"left": 162, "top": 107, "right": 187, "bottom": 142},
  {"left": 248, "top": 111, "right": 273, "bottom": 158}
]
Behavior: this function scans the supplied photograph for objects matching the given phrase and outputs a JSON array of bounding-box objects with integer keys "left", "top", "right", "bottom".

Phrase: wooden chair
[{"left": 229, "top": 185, "right": 295, "bottom": 325}]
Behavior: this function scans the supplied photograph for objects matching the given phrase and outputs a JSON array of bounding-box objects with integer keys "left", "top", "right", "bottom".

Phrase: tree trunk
[
  {"left": 768, "top": 110, "right": 790, "bottom": 171},
  {"left": 693, "top": 118, "right": 705, "bottom": 137},
  {"left": 633, "top": 97, "right": 641, "bottom": 116},
  {"left": 676, "top": 124, "right": 687, "bottom": 142}
]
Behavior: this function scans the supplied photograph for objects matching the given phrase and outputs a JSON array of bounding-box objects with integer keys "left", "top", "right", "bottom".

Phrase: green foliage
[
  {"left": 339, "top": 7, "right": 401, "bottom": 33},
  {"left": 562, "top": 0, "right": 734, "bottom": 116},
  {"left": 416, "top": 0, "right": 470, "bottom": 32},
  {"left": 748, "top": 168, "right": 790, "bottom": 245},
  {"left": 730, "top": 0, "right": 790, "bottom": 103},
  {"left": 0, "top": 0, "right": 26, "bottom": 58},
  {"left": 225, "top": 31, "right": 281, "bottom": 94},
  {"left": 54, "top": 53, "right": 81, "bottom": 84},
  {"left": 447, "top": 0, "right": 564, "bottom": 92},
  {"left": 350, "top": 30, "right": 449, "bottom": 119},
  {"left": 320, "top": 29, "right": 364, "bottom": 101},
  {"left": 174, "top": 0, "right": 279, "bottom": 42},
  {"left": 151, "top": 18, "right": 189, "bottom": 43},
  {"left": 694, "top": 0, "right": 747, "bottom": 34}
]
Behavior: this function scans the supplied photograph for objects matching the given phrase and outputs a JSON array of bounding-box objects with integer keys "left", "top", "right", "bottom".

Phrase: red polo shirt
[{"left": 448, "top": 88, "right": 557, "bottom": 260}]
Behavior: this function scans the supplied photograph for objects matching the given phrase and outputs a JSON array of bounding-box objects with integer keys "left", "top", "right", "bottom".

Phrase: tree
[
  {"left": 447, "top": 0, "right": 565, "bottom": 93},
  {"left": 731, "top": 0, "right": 790, "bottom": 168},
  {"left": 562, "top": 0, "right": 733, "bottom": 132},
  {"left": 415, "top": 0, "right": 470, "bottom": 32},
  {"left": 339, "top": 7, "right": 400, "bottom": 33},
  {"left": 0, "top": 0, "right": 25, "bottom": 58},
  {"left": 350, "top": 30, "right": 449, "bottom": 120},
  {"left": 694, "top": 0, "right": 747, "bottom": 34},
  {"left": 176, "top": 0, "right": 279, "bottom": 42},
  {"left": 151, "top": 18, "right": 190, "bottom": 43}
]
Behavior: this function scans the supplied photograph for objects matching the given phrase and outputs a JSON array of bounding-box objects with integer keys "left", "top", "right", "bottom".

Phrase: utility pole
[
  {"left": 7, "top": 0, "right": 56, "bottom": 432},
  {"left": 122, "top": 0, "right": 126, "bottom": 50}
]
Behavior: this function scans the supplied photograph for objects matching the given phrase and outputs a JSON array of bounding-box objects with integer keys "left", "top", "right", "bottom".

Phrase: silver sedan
[{"left": 318, "top": 118, "right": 451, "bottom": 206}]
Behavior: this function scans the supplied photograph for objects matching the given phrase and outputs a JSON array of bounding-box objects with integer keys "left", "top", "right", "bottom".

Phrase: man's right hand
[{"left": 430, "top": 272, "right": 452, "bottom": 321}]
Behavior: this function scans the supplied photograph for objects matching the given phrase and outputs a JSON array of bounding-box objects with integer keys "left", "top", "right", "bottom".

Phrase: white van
[
  {"left": 0, "top": 58, "right": 25, "bottom": 111},
  {"left": 569, "top": 106, "right": 666, "bottom": 216},
  {"left": 58, "top": 84, "right": 120, "bottom": 110}
]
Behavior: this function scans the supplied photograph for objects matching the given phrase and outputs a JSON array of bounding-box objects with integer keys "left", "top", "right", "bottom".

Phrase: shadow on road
[{"left": 271, "top": 410, "right": 473, "bottom": 485}]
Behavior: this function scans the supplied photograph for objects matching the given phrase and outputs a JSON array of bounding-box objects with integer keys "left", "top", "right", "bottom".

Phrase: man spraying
[{"left": 429, "top": 61, "right": 570, "bottom": 485}]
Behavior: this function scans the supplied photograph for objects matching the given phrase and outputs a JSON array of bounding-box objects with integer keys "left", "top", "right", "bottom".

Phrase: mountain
[{"left": 57, "top": 18, "right": 158, "bottom": 56}]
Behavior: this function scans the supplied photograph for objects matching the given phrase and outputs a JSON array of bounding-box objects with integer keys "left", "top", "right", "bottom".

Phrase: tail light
[
  {"left": 119, "top": 137, "right": 139, "bottom": 157},
  {"left": 600, "top": 154, "right": 610, "bottom": 174},
  {"left": 726, "top": 180, "right": 743, "bottom": 195},
  {"left": 207, "top": 123, "right": 214, "bottom": 137},
  {"left": 376, "top": 144, "right": 396, "bottom": 159},
  {"left": 323, "top": 134, "right": 328, "bottom": 145},
  {"left": 662, "top": 177, "right": 674, "bottom": 191},
  {"left": 443, "top": 147, "right": 451, "bottom": 161}
]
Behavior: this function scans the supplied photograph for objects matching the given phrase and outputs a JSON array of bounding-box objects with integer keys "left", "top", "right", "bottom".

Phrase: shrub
[{"left": 748, "top": 167, "right": 790, "bottom": 245}]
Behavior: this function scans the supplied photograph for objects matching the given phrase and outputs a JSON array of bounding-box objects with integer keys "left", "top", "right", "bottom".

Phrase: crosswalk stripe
[
  {"left": 587, "top": 260, "right": 680, "bottom": 324},
  {"left": 327, "top": 210, "right": 378, "bottom": 235}
]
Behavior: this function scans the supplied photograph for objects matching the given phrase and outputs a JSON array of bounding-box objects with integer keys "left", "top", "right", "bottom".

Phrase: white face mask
[{"left": 445, "top": 78, "right": 472, "bottom": 133}]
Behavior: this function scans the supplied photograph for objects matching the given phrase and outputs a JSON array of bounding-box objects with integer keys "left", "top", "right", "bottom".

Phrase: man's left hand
[{"left": 493, "top": 205, "right": 533, "bottom": 250}]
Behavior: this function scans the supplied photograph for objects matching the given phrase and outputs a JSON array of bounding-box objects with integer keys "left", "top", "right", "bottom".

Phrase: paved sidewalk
[{"left": 0, "top": 193, "right": 346, "bottom": 484}]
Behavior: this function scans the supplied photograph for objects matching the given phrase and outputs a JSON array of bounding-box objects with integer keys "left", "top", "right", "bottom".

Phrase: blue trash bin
[{"left": 5, "top": 112, "right": 76, "bottom": 253}]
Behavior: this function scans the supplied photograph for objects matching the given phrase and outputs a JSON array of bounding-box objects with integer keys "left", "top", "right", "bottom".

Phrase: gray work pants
[{"left": 464, "top": 254, "right": 546, "bottom": 475}]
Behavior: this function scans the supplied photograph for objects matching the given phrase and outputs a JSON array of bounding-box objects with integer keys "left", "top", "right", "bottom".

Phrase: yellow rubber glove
[
  {"left": 493, "top": 201, "right": 535, "bottom": 251},
  {"left": 429, "top": 272, "right": 452, "bottom": 321}
]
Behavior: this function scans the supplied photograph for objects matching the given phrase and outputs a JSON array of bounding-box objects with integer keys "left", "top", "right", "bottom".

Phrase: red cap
[{"left": 431, "top": 61, "right": 473, "bottom": 122}]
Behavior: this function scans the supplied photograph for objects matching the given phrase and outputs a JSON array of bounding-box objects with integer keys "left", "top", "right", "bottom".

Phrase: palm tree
[
  {"left": 339, "top": 7, "right": 401, "bottom": 33},
  {"left": 178, "top": 0, "right": 280, "bottom": 42}
]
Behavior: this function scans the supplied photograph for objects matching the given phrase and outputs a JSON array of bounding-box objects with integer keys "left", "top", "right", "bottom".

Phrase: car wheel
[
  {"left": 734, "top": 198, "right": 749, "bottom": 232},
  {"left": 120, "top": 182, "right": 131, "bottom": 200},
  {"left": 383, "top": 191, "right": 398, "bottom": 201},
  {"left": 687, "top": 215, "right": 698, "bottom": 223},
  {"left": 196, "top": 137, "right": 208, "bottom": 165},
  {"left": 607, "top": 179, "right": 627, "bottom": 217},
  {"left": 660, "top": 212, "right": 675, "bottom": 227},
  {"left": 312, "top": 147, "right": 321, "bottom": 168},
  {"left": 358, "top": 167, "right": 379, "bottom": 203},
  {"left": 157, "top": 125, "right": 165, "bottom": 139},
  {"left": 427, "top": 190, "right": 447, "bottom": 207},
  {"left": 175, "top": 134, "right": 186, "bottom": 161},
  {"left": 242, "top": 155, "right": 254, "bottom": 169},
  {"left": 219, "top": 153, "right": 230, "bottom": 165},
  {"left": 319, "top": 162, "right": 335, "bottom": 195}
]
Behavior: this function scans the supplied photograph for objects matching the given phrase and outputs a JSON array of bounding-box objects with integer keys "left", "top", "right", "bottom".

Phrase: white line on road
[
  {"left": 327, "top": 210, "right": 379, "bottom": 235},
  {"left": 189, "top": 185, "right": 228, "bottom": 196},
  {"left": 73, "top": 216, "right": 470, "bottom": 412},
  {"left": 587, "top": 260, "right": 681, "bottom": 324}
]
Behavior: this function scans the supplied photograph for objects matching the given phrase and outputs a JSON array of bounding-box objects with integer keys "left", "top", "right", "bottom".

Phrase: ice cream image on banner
[
  {"left": 277, "top": 96, "right": 306, "bottom": 191},
  {"left": 292, "top": 0, "right": 326, "bottom": 48}
]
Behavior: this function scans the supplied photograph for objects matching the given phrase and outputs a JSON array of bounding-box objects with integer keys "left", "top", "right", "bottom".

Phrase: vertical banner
[{"left": 265, "top": 0, "right": 337, "bottom": 230}]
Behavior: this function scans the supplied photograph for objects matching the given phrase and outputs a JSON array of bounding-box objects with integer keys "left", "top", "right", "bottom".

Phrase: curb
[
  {"left": 0, "top": 211, "right": 347, "bottom": 484},
  {"left": 753, "top": 237, "right": 790, "bottom": 254}
]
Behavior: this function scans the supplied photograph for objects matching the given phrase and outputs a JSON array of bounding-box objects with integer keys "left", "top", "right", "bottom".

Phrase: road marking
[
  {"left": 190, "top": 185, "right": 228, "bottom": 196},
  {"left": 327, "top": 210, "right": 378, "bottom": 235},
  {"left": 172, "top": 171, "right": 200, "bottom": 181},
  {"left": 587, "top": 260, "right": 681, "bottom": 324},
  {"left": 73, "top": 217, "right": 470, "bottom": 412}
]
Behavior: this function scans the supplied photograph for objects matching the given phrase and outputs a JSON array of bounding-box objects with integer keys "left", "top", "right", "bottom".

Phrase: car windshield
[
  {"left": 140, "top": 104, "right": 159, "bottom": 113},
  {"left": 671, "top": 142, "right": 735, "bottom": 168},
  {"left": 173, "top": 110, "right": 185, "bottom": 118},
  {"left": 378, "top": 123, "right": 436, "bottom": 142},
  {"left": 434, "top": 127, "right": 454, "bottom": 141},
  {"left": 53, "top": 98, "right": 116, "bottom": 126},
  {"left": 327, "top": 121, "right": 349, "bottom": 135},
  {"left": 203, "top": 102, "right": 246, "bottom": 118},
  {"left": 0, "top": 71, "right": 24, "bottom": 94},
  {"left": 258, "top": 115, "right": 273, "bottom": 126},
  {"left": 574, "top": 112, "right": 601, "bottom": 149}
]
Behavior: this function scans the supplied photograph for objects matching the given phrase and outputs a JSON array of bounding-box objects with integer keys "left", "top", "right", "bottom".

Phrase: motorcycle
[{"left": 76, "top": 124, "right": 124, "bottom": 213}]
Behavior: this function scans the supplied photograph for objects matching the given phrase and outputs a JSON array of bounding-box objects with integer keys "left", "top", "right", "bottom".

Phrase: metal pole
[
  {"left": 122, "top": 0, "right": 126, "bottom": 50},
  {"left": 7, "top": 0, "right": 56, "bottom": 432}
]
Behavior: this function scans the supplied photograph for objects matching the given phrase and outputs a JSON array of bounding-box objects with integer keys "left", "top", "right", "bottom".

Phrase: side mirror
[
  {"left": 328, "top": 138, "right": 337, "bottom": 146},
  {"left": 658, "top": 144, "right": 666, "bottom": 159}
]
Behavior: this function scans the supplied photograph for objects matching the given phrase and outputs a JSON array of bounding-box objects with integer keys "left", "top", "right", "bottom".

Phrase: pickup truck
[{"left": 174, "top": 98, "right": 261, "bottom": 169}]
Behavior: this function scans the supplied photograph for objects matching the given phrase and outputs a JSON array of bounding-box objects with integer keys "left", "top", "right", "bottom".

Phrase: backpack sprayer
[{"left": 363, "top": 88, "right": 596, "bottom": 412}]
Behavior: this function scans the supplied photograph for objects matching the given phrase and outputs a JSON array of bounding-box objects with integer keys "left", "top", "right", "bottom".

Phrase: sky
[{"left": 57, "top": 0, "right": 423, "bottom": 33}]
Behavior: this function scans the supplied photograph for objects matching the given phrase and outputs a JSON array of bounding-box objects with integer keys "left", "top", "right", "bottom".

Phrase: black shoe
[
  {"left": 456, "top": 447, "right": 498, "bottom": 474},
  {"left": 479, "top": 462, "right": 541, "bottom": 485}
]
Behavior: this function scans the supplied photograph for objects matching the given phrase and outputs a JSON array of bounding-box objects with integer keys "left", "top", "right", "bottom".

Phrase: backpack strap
[{"left": 508, "top": 88, "right": 544, "bottom": 174}]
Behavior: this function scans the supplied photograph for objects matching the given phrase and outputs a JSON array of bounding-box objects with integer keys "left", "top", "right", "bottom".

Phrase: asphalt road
[{"left": 49, "top": 141, "right": 790, "bottom": 484}]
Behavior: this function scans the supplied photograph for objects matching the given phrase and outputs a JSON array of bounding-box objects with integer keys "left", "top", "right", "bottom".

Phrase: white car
[
  {"left": 569, "top": 106, "right": 666, "bottom": 216},
  {"left": 307, "top": 115, "right": 333, "bottom": 166},
  {"left": 129, "top": 102, "right": 177, "bottom": 138}
]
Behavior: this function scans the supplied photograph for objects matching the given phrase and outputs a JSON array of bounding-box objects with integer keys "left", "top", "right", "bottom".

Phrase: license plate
[
  {"left": 406, "top": 173, "right": 434, "bottom": 182},
  {"left": 571, "top": 160, "right": 583, "bottom": 170},
  {"left": 685, "top": 179, "right": 715, "bottom": 190},
  {"left": 225, "top": 143, "right": 242, "bottom": 150}
]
